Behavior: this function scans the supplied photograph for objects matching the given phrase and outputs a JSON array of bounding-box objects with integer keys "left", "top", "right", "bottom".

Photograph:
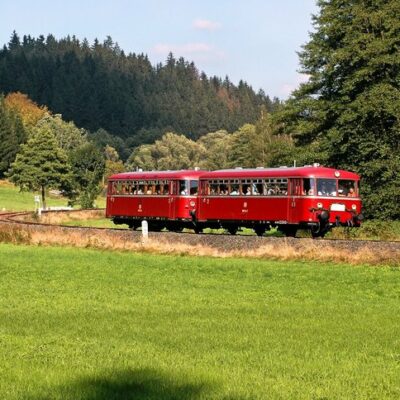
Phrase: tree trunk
[{"left": 41, "top": 185, "right": 46, "bottom": 210}]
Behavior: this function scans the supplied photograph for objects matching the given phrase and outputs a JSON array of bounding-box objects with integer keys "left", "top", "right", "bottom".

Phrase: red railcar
[
  {"left": 106, "top": 170, "right": 205, "bottom": 231},
  {"left": 106, "top": 165, "right": 363, "bottom": 237},
  {"left": 196, "top": 165, "right": 363, "bottom": 237}
]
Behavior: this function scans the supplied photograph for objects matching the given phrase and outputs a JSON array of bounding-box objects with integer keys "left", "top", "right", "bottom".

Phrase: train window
[
  {"left": 291, "top": 179, "right": 302, "bottom": 196},
  {"left": 241, "top": 181, "right": 251, "bottom": 195},
  {"left": 209, "top": 181, "right": 219, "bottom": 195},
  {"left": 190, "top": 180, "right": 198, "bottom": 195},
  {"left": 253, "top": 179, "right": 263, "bottom": 195},
  {"left": 179, "top": 180, "right": 189, "bottom": 195},
  {"left": 264, "top": 178, "right": 288, "bottom": 196},
  {"left": 145, "top": 181, "right": 154, "bottom": 195},
  {"left": 163, "top": 182, "right": 170, "bottom": 195},
  {"left": 303, "top": 178, "right": 315, "bottom": 195},
  {"left": 109, "top": 181, "right": 115, "bottom": 195},
  {"left": 218, "top": 183, "right": 228, "bottom": 195},
  {"left": 317, "top": 179, "right": 337, "bottom": 196},
  {"left": 230, "top": 182, "right": 239, "bottom": 195},
  {"left": 138, "top": 181, "right": 145, "bottom": 194},
  {"left": 338, "top": 180, "right": 357, "bottom": 197}
]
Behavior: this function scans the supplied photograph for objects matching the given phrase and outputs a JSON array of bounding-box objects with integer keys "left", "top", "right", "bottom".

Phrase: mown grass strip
[{"left": 0, "top": 244, "right": 399, "bottom": 399}]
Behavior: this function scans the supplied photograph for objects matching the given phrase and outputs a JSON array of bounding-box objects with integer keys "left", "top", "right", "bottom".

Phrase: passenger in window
[
  {"left": 318, "top": 183, "right": 328, "bottom": 196},
  {"left": 348, "top": 188, "right": 356, "bottom": 197},
  {"left": 246, "top": 187, "right": 252, "bottom": 195},
  {"left": 230, "top": 188, "right": 239, "bottom": 195}
]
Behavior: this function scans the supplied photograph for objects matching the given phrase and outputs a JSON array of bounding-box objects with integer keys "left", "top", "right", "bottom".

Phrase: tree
[
  {"left": 104, "top": 145, "right": 125, "bottom": 181},
  {"left": 4, "top": 92, "right": 48, "bottom": 128},
  {"left": 279, "top": 0, "right": 400, "bottom": 219},
  {"left": 0, "top": 95, "right": 27, "bottom": 176},
  {"left": 127, "top": 132, "right": 206, "bottom": 171},
  {"left": 35, "top": 114, "right": 87, "bottom": 152},
  {"left": 68, "top": 143, "right": 105, "bottom": 208},
  {"left": 8, "top": 125, "right": 71, "bottom": 209},
  {"left": 197, "top": 130, "right": 232, "bottom": 169}
]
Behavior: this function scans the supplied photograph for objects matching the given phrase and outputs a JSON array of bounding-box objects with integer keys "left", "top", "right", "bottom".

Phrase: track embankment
[{"left": 0, "top": 210, "right": 399, "bottom": 266}]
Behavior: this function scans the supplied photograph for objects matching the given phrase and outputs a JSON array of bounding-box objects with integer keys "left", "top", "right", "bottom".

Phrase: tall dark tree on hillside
[
  {"left": 280, "top": 0, "right": 400, "bottom": 219},
  {"left": 0, "top": 95, "right": 26, "bottom": 176},
  {"left": 0, "top": 34, "right": 275, "bottom": 146}
]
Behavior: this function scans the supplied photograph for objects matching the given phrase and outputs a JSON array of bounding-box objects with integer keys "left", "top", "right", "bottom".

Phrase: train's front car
[{"left": 297, "top": 166, "right": 363, "bottom": 237}]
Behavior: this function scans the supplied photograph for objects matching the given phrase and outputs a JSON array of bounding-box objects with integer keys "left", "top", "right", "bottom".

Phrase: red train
[{"left": 106, "top": 165, "right": 363, "bottom": 237}]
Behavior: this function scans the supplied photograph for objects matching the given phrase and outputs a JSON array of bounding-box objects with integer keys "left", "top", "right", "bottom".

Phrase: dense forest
[{"left": 0, "top": 32, "right": 279, "bottom": 148}]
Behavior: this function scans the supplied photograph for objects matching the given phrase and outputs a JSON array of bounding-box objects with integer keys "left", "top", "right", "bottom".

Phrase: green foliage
[
  {"left": 35, "top": 113, "right": 88, "bottom": 152},
  {"left": 7, "top": 124, "right": 71, "bottom": 208},
  {"left": 278, "top": 0, "right": 400, "bottom": 219},
  {"left": 1, "top": 244, "right": 400, "bottom": 399},
  {"left": 127, "top": 132, "right": 206, "bottom": 171},
  {"left": 197, "top": 130, "right": 232, "bottom": 169},
  {"left": 68, "top": 143, "right": 105, "bottom": 208},
  {"left": 0, "top": 34, "right": 276, "bottom": 146},
  {"left": 0, "top": 95, "right": 27, "bottom": 177}
]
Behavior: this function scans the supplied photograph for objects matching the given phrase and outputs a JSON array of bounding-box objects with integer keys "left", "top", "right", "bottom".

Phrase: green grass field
[
  {"left": 0, "top": 243, "right": 399, "bottom": 399},
  {"left": 0, "top": 181, "right": 106, "bottom": 212}
]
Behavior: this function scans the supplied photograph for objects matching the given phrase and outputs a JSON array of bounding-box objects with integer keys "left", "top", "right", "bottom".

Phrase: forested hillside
[{"left": 0, "top": 32, "right": 278, "bottom": 146}]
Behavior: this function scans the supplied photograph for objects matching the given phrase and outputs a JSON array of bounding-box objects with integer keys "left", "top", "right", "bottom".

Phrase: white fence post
[{"left": 141, "top": 220, "right": 148, "bottom": 243}]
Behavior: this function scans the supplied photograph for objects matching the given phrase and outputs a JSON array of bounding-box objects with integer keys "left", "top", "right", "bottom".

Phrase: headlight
[
  {"left": 351, "top": 204, "right": 357, "bottom": 210},
  {"left": 317, "top": 202, "right": 323, "bottom": 209}
]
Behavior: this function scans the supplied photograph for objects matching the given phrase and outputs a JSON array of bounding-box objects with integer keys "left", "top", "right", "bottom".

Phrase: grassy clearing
[
  {"left": 0, "top": 244, "right": 399, "bottom": 399},
  {"left": 0, "top": 180, "right": 106, "bottom": 212},
  {"left": 0, "top": 180, "right": 68, "bottom": 211}
]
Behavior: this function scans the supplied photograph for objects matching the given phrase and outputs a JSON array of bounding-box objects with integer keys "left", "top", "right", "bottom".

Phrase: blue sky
[{"left": 1, "top": 0, "right": 317, "bottom": 98}]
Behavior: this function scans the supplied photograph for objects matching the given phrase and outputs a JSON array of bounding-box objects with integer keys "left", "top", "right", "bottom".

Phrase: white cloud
[{"left": 193, "top": 19, "right": 221, "bottom": 31}]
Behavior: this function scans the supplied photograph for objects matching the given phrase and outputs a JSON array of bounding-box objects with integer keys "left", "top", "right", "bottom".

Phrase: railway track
[{"left": 1, "top": 210, "right": 399, "bottom": 257}]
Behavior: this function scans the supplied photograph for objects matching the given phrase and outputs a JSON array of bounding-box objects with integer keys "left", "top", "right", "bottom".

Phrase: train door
[
  {"left": 289, "top": 178, "right": 302, "bottom": 223},
  {"left": 168, "top": 180, "right": 177, "bottom": 219}
]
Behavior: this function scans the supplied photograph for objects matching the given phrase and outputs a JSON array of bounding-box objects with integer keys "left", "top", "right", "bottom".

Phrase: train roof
[
  {"left": 109, "top": 166, "right": 360, "bottom": 181},
  {"left": 200, "top": 166, "right": 360, "bottom": 180},
  {"left": 109, "top": 169, "right": 207, "bottom": 180}
]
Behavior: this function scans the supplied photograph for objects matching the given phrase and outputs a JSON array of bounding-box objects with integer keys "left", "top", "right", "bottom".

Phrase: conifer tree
[
  {"left": 280, "top": 0, "right": 400, "bottom": 219},
  {"left": 8, "top": 125, "right": 71, "bottom": 209}
]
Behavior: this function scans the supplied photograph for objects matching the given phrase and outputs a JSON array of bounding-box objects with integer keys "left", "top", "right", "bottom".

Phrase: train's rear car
[{"left": 106, "top": 170, "right": 205, "bottom": 231}]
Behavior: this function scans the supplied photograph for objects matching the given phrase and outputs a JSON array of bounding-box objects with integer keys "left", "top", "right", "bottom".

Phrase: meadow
[
  {"left": 0, "top": 243, "right": 399, "bottom": 399},
  {"left": 0, "top": 181, "right": 106, "bottom": 212}
]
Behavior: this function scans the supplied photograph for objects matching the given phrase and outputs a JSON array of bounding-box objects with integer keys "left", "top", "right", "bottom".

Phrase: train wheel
[
  {"left": 310, "top": 223, "right": 327, "bottom": 238},
  {"left": 254, "top": 226, "right": 266, "bottom": 237},
  {"left": 227, "top": 226, "right": 238, "bottom": 235}
]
